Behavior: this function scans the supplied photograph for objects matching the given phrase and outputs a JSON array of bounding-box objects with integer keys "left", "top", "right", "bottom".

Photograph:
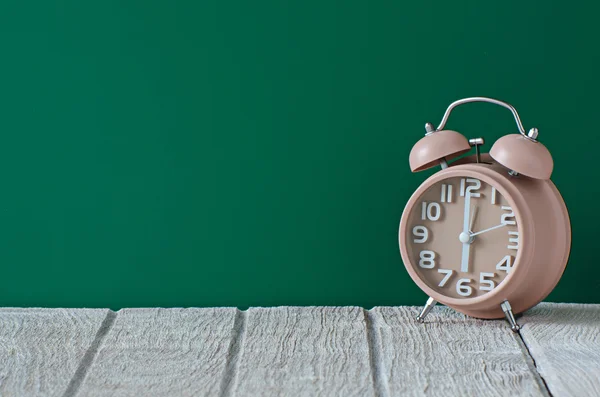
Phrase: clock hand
[
  {"left": 460, "top": 242, "right": 471, "bottom": 273},
  {"left": 469, "top": 205, "right": 478, "bottom": 232},
  {"left": 470, "top": 223, "right": 507, "bottom": 237},
  {"left": 460, "top": 192, "right": 472, "bottom": 273},
  {"left": 462, "top": 192, "right": 471, "bottom": 235}
]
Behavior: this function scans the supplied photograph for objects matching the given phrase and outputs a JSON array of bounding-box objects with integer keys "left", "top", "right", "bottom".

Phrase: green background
[{"left": 0, "top": 1, "right": 597, "bottom": 309}]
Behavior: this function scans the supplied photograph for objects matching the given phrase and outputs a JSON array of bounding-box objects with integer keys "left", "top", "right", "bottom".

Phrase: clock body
[{"left": 399, "top": 155, "right": 571, "bottom": 319}]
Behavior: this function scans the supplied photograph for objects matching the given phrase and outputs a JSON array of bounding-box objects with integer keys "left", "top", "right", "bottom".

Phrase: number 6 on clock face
[{"left": 403, "top": 176, "right": 520, "bottom": 299}]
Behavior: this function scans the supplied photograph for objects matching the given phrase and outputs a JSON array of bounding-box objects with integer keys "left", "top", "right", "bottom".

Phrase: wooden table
[{"left": 1, "top": 303, "right": 598, "bottom": 396}]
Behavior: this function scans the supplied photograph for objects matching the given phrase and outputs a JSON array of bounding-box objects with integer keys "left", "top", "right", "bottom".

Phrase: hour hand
[{"left": 469, "top": 205, "right": 478, "bottom": 232}]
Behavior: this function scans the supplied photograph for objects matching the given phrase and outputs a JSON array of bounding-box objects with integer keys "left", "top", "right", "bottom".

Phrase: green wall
[{"left": 0, "top": 1, "right": 597, "bottom": 309}]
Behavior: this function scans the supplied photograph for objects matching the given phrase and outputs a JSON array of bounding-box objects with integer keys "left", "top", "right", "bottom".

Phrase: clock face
[{"left": 404, "top": 176, "right": 520, "bottom": 299}]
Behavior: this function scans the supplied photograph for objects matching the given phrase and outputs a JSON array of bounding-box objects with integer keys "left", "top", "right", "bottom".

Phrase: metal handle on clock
[{"left": 434, "top": 97, "right": 539, "bottom": 142}]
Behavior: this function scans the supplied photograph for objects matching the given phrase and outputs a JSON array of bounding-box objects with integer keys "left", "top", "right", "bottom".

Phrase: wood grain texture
[
  {"left": 2, "top": 304, "right": 599, "bottom": 397},
  {"left": 369, "top": 306, "right": 546, "bottom": 397},
  {"left": 0, "top": 308, "right": 110, "bottom": 397},
  {"left": 77, "top": 308, "right": 238, "bottom": 397},
  {"left": 231, "top": 307, "right": 376, "bottom": 397},
  {"left": 520, "top": 303, "right": 600, "bottom": 397}
]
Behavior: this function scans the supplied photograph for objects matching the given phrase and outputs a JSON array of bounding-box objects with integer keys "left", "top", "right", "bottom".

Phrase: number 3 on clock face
[{"left": 405, "top": 176, "right": 519, "bottom": 299}]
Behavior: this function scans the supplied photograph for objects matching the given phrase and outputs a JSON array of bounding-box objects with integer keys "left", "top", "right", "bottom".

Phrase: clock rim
[{"left": 399, "top": 164, "right": 534, "bottom": 309}]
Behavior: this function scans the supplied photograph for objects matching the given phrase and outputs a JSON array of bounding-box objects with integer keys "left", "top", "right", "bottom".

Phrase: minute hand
[
  {"left": 460, "top": 193, "right": 472, "bottom": 273},
  {"left": 470, "top": 223, "right": 507, "bottom": 237}
]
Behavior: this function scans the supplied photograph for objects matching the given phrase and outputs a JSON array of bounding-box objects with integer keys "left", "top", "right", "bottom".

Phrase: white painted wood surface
[
  {"left": 369, "top": 306, "right": 547, "bottom": 397},
  {"left": 76, "top": 308, "right": 238, "bottom": 397},
  {"left": 521, "top": 303, "right": 600, "bottom": 397},
  {"left": 0, "top": 308, "right": 110, "bottom": 397},
  {"left": 1, "top": 303, "right": 599, "bottom": 397},
  {"left": 231, "top": 307, "right": 376, "bottom": 397}
]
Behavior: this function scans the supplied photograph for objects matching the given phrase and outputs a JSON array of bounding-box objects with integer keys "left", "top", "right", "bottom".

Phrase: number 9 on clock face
[{"left": 403, "top": 176, "right": 519, "bottom": 299}]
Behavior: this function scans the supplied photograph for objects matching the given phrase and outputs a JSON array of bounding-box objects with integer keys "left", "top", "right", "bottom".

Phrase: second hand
[{"left": 470, "top": 223, "right": 507, "bottom": 237}]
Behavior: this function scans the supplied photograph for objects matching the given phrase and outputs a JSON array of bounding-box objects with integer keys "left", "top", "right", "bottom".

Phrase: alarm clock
[{"left": 398, "top": 97, "right": 571, "bottom": 332}]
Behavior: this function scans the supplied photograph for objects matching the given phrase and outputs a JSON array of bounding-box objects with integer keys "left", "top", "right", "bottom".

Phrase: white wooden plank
[
  {"left": 77, "top": 307, "right": 238, "bottom": 397},
  {"left": 0, "top": 308, "right": 111, "bottom": 397},
  {"left": 232, "top": 307, "right": 376, "bottom": 397},
  {"left": 520, "top": 302, "right": 600, "bottom": 397},
  {"left": 369, "top": 306, "right": 546, "bottom": 397}
]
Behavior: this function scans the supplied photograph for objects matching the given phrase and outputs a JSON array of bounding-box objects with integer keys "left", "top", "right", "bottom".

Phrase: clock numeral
[
  {"left": 508, "top": 231, "right": 519, "bottom": 250},
  {"left": 456, "top": 274, "right": 497, "bottom": 295},
  {"left": 460, "top": 178, "right": 481, "bottom": 198},
  {"left": 479, "top": 272, "right": 496, "bottom": 291},
  {"left": 437, "top": 269, "right": 453, "bottom": 287},
  {"left": 456, "top": 278, "right": 473, "bottom": 296},
  {"left": 491, "top": 186, "right": 497, "bottom": 204},
  {"left": 421, "top": 202, "right": 441, "bottom": 221},
  {"left": 419, "top": 250, "right": 436, "bottom": 269},
  {"left": 441, "top": 184, "right": 453, "bottom": 203},
  {"left": 501, "top": 206, "right": 516, "bottom": 225},
  {"left": 412, "top": 226, "right": 429, "bottom": 243},
  {"left": 496, "top": 255, "right": 513, "bottom": 273}
]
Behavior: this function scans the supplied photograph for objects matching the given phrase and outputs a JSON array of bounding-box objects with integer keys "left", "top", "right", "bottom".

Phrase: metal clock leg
[
  {"left": 500, "top": 300, "right": 521, "bottom": 332},
  {"left": 416, "top": 296, "right": 437, "bottom": 323}
]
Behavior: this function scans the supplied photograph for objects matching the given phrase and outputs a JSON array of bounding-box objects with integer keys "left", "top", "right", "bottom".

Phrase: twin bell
[{"left": 408, "top": 97, "right": 553, "bottom": 180}]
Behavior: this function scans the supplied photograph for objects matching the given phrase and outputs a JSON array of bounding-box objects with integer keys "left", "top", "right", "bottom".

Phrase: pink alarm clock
[{"left": 399, "top": 97, "right": 571, "bottom": 331}]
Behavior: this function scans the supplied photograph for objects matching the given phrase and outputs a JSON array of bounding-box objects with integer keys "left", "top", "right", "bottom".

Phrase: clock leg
[
  {"left": 416, "top": 296, "right": 437, "bottom": 323},
  {"left": 500, "top": 300, "right": 521, "bottom": 332}
]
